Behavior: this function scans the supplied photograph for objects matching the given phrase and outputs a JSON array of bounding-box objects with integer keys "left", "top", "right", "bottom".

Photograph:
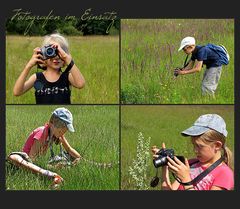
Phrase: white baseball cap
[{"left": 178, "top": 37, "right": 196, "bottom": 51}]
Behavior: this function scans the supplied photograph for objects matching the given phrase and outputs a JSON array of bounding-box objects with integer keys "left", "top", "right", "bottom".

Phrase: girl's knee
[{"left": 8, "top": 154, "right": 24, "bottom": 164}]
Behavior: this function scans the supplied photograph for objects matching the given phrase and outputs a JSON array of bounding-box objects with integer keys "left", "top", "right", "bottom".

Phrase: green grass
[
  {"left": 6, "top": 105, "right": 119, "bottom": 190},
  {"left": 121, "top": 105, "right": 234, "bottom": 190},
  {"left": 6, "top": 35, "right": 119, "bottom": 104},
  {"left": 121, "top": 19, "right": 234, "bottom": 104}
]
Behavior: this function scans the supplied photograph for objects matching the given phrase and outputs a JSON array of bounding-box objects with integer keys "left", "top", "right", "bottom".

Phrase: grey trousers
[{"left": 202, "top": 66, "right": 222, "bottom": 95}]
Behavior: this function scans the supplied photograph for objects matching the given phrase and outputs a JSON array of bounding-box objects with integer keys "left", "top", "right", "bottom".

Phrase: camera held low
[
  {"left": 174, "top": 68, "right": 183, "bottom": 77},
  {"left": 153, "top": 148, "right": 185, "bottom": 168},
  {"left": 40, "top": 45, "right": 58, "bottom": 60}
]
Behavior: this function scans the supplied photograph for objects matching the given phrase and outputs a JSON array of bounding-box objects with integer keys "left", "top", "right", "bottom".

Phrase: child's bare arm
[
  {"left": 13, "top": 48, "right": 44, "bottom": 96},
  {"left": 13, "top": 73, "right": 36, "bottom": 96},
  {"left": 59, "top": 136, "right": 81, "bottom": 159},
  {"left": 68, "top": 65, "right": 85, "bottom": 89},
  {"left": 183, "top": 59, "right": 194, "bottom": 70},
  {"left": 179, "top": 60, "right": 203, "bottom": 75}
]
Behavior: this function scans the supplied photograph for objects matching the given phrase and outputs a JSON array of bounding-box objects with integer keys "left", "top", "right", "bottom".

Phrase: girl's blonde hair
[
  {"left": 193, "top": 129, "right": 233, "bottom": 169},
  {"left": 42, "top": 32, "right": 69, "bottom": 54}
]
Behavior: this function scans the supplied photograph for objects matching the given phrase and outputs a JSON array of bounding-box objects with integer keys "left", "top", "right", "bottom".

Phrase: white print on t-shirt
[{"left": 36, "top": 87, "right": 69, "bottom": 95}]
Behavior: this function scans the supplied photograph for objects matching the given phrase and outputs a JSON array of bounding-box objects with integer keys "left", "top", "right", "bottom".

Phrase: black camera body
[
  {"left": 153, "top": 148, "right": 174, "bottom": 168},
  {"left": 40, "top": 45, "right": 57, "bottom": 60},
  {"left": 153, "top": 148, "right": 185, "bottom": 168},
  {"left": 174, "top": 68, "right": 182, "bottom": 77}
]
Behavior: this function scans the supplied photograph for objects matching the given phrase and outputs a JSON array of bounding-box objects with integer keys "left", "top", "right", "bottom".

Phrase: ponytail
[{"left": 222, "top": 145, "right": 233, "bottom": 170}]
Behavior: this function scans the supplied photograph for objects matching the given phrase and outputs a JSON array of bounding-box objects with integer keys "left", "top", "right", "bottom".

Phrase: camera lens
[
  {"left": 153, "top": 156, "right": 168, "bottom": 168},
  {"left": 46, "top": 47, "right": 55, "bottom": 56}
]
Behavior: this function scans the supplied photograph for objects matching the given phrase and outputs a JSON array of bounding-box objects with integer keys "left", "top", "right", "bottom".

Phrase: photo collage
[{"left": 5, "top": 17, "right": 234, "bottom": 191}]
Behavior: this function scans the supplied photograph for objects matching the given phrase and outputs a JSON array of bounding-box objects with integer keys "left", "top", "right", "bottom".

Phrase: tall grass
[
  {"left": 6, "top": 105, "right": 119, "bottom": 190},
  {"left": 121, "top": 105, "right": 234, "bottom": 190},
  {"left": 121, "top": 19, "right": 234, "bottom": 104},
  {"left": 6, "top": 35, "right": 119, "bottom": 104}
]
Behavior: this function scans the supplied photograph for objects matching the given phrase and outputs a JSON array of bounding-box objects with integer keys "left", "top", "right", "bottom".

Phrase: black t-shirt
[{"left": 34, "top": 71, "right": 71, "bottom": 104}]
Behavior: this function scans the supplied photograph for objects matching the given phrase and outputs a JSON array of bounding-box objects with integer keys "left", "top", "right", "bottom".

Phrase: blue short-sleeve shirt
[{"left": 191, "top": 45, "right": 222, "bottom": 68}]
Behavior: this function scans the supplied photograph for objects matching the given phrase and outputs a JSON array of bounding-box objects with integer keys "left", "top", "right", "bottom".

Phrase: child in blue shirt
[{"left": 174, "top": 36, "right": 229, "bottom": 96}]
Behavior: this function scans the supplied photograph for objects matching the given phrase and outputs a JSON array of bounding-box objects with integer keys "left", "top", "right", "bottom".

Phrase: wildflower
[{"left": 129, "top": 132, "right": 151, "bottom": 190}]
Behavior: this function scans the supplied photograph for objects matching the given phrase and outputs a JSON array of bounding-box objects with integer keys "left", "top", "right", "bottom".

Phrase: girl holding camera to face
[
  {"left": 151, "top": 114, "right": 234, "bottom": 190},
  {"left": 13, "top": 33, "right": 85, "bottom": 104}
]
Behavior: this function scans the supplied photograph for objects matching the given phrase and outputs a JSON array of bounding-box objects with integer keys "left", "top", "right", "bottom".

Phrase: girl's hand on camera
[
  {"left": 151, "top": 145, "right": 160, "bottom": 159},
  {"left": 167, "top": 156, "right": 191, "bottom": 183},
  {"left": 26, "top": 47, "right": 45, "bottom": 69},
  {"left": 51, "top": 42, "right": 72, "bottom": 65},
  {"left": 151, "top": 142, "right": 167, "bottom": 159}
]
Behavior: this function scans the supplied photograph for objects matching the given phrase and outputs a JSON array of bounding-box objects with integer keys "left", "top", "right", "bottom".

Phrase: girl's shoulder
[
  {"left": 27, "top": 73, "right": 37, "bottom": 81},
  {"left": 32, "top": 124, "right": 49, "bottom": 140},
  {"left": 217, "top": 163, "right": 233, "bottom": 174}
]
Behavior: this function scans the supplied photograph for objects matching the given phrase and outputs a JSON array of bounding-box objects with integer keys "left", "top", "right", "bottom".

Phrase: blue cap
[
  {"left": 181, "top": 114, "right": 227, "bottom": 137},
  {"left": 52, "top": 107, "right": 74, "bottom": 132}
]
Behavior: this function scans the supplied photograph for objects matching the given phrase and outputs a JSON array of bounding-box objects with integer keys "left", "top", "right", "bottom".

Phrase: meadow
[
  {"left": 121, "top": 105, "right": 234, "bottom": 190},
  {"left": 6, "top": 35, "right": 119, "bottom": 104},
  {"left": 121, "top": 19, "right": 234, "bottom": 104},
  {"left": 6, "top": 105, "right": 119, "bottom": 190}
]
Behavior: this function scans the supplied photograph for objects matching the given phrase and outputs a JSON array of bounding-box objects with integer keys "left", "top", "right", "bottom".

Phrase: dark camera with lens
[
  {"left": 153, "top": 148, "right": 185, "bottom": 168},
  {"left": 174, "top": 67, "right": 183, "bottom": 77},
  {"left": 40, "top": 45, "right": 57, "bottom": 60}
]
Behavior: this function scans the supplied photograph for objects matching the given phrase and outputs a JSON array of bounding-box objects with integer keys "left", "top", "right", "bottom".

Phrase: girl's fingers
[
  {"left": 151, "top": 145, "right": 160, "bottom": 154},
  {"left": 36, "top": 53, "right": 44, "bottom": 60},
  {"left": 33, "top": 47, "right": 41, "bottom": 54},
  {"left": 185, "top": 158, "right": 190, "bottom": 168},
  {"left": 151, "top": 148, "right": 160, "bottom": 155},
  {"left": 36, "top": 59, "right": 45, "bottom": 64},
  {"left": 51, "top": 42, "right": 59, "bottom": 47},
  {"left": 51, "top": 42, "right": 65, "bottom": 55},
  {"left": 167, "top": 162, "right": 178, "bottom": 173},
  {"left": 162, "top": 142, "right": 166, "bottom": 149},
  {"left": 173, "top": 156, "right": 184, "bottom": 165},
  {"left": 35, "top": 56, "right": 45, "bottom": 64},
  {"left": 167, "top": 156, "right": 180, "bottom": 168}
]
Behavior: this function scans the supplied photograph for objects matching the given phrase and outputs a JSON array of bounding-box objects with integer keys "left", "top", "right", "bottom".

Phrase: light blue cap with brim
[
  {"left": 181, "top": 114, "right": 228, "bottom": 137},
  {"left": 52, "top": 107, "right": 75, "bottom": 132}
]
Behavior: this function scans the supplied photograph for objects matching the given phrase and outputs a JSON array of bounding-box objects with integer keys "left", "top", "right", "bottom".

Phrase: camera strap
[
  {"left": 183, "top": 55, "right": 189, "bottom": 68},
  {"left": 173, "top": 156, "right": 224, "bottom": 186},
  {"left": 182, "top": 46, "right": 205, "bottom": 69}
]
